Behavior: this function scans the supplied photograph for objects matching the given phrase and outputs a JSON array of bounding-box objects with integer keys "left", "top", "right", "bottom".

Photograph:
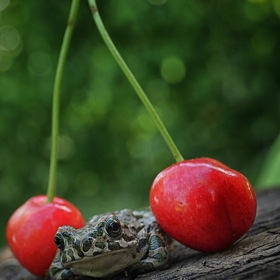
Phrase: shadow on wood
[{"left": 1, "top": 188, "right": 279, "bottom": 280}]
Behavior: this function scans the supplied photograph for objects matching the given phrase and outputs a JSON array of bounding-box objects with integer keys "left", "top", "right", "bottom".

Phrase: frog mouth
[{"left": 66, "top": 249, "right": 139, "bottom": 278}]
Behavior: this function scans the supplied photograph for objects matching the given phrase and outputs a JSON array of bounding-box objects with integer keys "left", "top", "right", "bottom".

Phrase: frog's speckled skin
[{"left": 49, "top": 209, "right": 170, "bottom": 279}]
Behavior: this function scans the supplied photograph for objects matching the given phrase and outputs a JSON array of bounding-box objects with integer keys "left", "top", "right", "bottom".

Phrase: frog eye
[
  {"left": 105, "top": 217, "right": 122, "bottom": 238},
  {"left": 54, "top": 232, "right": 65, "bottom": 250}
]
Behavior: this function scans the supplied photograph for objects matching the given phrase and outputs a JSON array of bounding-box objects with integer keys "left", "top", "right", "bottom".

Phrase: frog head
[{"left": 53, "top": 214, "right": 147, "bottom": 277}]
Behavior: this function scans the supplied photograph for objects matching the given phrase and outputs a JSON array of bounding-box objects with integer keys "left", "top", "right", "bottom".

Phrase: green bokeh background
[{"left": 1, "top": 0, "right": 280, "bottom": 247}]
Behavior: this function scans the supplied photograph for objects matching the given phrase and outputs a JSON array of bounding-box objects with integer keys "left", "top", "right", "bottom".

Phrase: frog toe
[
  {"left": 49, "top": 267, "right": 74, "bottom": 280},
  {"left": 60, "top": 269, "right": 75, "bottom": 279}
]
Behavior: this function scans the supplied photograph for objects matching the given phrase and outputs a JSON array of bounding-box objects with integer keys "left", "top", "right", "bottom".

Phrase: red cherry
[
  {"left": 6, "top": 195, "right": 85, "bottom": 276},
  {"left": 150, "top": 157, "right": 257, "bottom": 252}
]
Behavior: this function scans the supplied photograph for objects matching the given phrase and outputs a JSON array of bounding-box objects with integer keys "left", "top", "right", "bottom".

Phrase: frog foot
[
  {"left": 49, "top": 252, "right": 74, "bottom": 280},
  {"left": 133, "top": 222, "right": 169, "bottom": 274},
  {"left": 49, "top": 268, "right": 74, "bottom": 280}
]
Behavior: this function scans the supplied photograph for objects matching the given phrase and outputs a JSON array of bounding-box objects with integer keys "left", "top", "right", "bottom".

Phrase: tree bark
[{"left": 1, "top": 187, "right": 280, "bottom": 280}]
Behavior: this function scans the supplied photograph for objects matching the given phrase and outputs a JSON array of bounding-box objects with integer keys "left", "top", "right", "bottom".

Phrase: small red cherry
[
  {"left": 150, "top": 157, "right": 257, "bottom": 252},
  {"left": 6, "top": 195, "right": 85, "bottom": 276}
]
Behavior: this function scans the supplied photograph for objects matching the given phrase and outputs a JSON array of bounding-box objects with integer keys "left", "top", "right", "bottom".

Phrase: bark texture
[{"left": 1, "top": 187, "right": 279, "bottom": 280}]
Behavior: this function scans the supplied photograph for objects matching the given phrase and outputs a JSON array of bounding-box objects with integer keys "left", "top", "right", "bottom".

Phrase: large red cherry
[
  {"left": 6, "top": 195, "right": 85, "bottom": 276},
  {"left": 150, "top": 157, "right": 257, "bottom": 252}
]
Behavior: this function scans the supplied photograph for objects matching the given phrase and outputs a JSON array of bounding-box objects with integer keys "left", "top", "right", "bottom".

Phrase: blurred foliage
[
  {"left": 256, "top": 132, "right": 280, "bottom": 186},
  {"left": 0, "top": 0, "right": 280, "bottom": 246}
]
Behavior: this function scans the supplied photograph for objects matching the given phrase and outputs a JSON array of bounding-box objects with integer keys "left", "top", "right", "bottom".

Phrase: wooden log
[{"left": 0, "top": 187, "right": 279, "bottom": 280}]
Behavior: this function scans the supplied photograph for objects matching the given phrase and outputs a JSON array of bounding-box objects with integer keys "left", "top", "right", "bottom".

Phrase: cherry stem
[
  {"left": 46, "top": 0, "right": 80, "bottom": 203},
  {"left": 88, "top": 0, "right": 184, "bottom": 163}
]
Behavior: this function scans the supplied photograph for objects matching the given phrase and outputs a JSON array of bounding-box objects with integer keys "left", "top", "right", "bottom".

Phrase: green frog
[{"left": 49, "top": 209, "right": 170, "bottom": 279}]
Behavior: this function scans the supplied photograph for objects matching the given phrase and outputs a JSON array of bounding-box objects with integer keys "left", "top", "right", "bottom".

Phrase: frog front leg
[
  {"left": 49, "top": 250, "right": 74, "bottom": 280},
  {"left": 135, "top": 222, "right": 169, "bottom": 273}
]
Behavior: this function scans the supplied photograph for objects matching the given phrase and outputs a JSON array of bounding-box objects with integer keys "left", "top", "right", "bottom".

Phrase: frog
[{"left": 49, "top": 209, "right": 171, "bottom": 279}]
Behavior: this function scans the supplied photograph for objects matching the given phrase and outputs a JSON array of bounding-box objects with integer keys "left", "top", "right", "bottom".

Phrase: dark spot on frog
[
  {"left": 78, "top": 250, "right": 84, "bottom": 258},
  {"left": 82, "top": 237, "right": 93, "bottom": 252},
  {"left": 61, "top": 231, "right": 71, "bottom": 239},
  {"left": 96, "top": 222, "right": 105, "bottom": 236},
  {"left": 122, "top": 233, "right": 135, "bottom": 242},
  {"left": 149, "top": 235, "right": 165, "bottom": 251},
  {"left": 88, "top": 225, "right": 104, "bottom": 239},
  {"left": 136, "top": 239, "right": 147, "bottom": 253},
  {"left": 72, "top": 239, "right": 84, "bottom": 258},
  {"left": 93, "top": 251, "right": 101, "bottom": 256},
  {"left": 139, "top": 261, "right": 154, "bottom": 270},
  {"left": 95, "top": 241, "right": 105, "bottom": 250},
  {"left": 88, "top": 231, "right": 98, "bottom": 239},
  {"left": 107, "top": 241, "right": 123, "bottom": 251},
  {"left": 153, "top": 252, "right": 166, "bottom": 263}
]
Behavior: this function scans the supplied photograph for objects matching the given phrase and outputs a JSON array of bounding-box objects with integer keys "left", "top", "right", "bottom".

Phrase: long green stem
[
  {"left": 88, "top": 0, "right": 184, "bottom": 163},
  {"left": 46, "top": 0, "right": 80, "bottom": 203}
]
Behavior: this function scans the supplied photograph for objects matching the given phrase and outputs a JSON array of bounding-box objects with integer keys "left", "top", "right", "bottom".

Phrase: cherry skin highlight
[
  {"left": 6, "top": 195, "right": 85, "bottom": 276},
  {"left": 150, "top": 157, "right": 257, "bottom": 252}
]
